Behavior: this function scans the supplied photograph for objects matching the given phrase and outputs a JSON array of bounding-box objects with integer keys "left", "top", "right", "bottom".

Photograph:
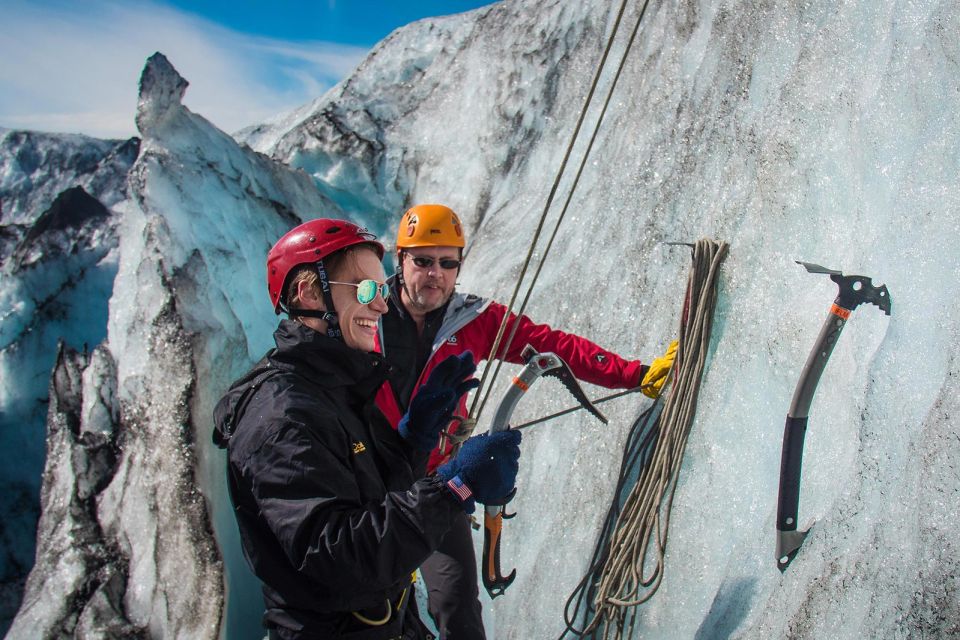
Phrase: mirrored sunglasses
[
  {"left": 409, "top": 254, "right": 462, "bottom": 270},
  {"left": 329, "top": 279, "right": 390, "bottom": 304}
]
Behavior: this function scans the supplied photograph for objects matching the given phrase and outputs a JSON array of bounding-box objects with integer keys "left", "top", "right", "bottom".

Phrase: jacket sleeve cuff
[
  {"left": 437, "top": 474, "right": 476, "bottom": 514},
  {"left": 636, "top": 364, "right": 649, "bottom": 387}
]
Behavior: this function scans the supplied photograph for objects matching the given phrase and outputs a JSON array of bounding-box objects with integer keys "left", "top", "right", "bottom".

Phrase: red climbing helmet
[{"left": 266, "top": 218, "right": 384, "bottom": 313}]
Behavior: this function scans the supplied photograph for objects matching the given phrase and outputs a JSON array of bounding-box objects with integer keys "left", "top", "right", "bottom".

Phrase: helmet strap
[
  {"left": 396, "top": 252, "right": 417, "bottom": 308},
  {"left": 395, "top": 251, "right": 406, "bottom": 288},
  {"left": 279, "top": 262, "right": 342, "bottom": 338},
  {"left": 285, "top": 308, "right": 338, "bottom": 322},
  {"left": 312, "top": 260, "right": 342, "bottom": 340}
]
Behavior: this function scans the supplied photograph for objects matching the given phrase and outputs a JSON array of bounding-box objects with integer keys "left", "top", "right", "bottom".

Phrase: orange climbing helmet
[{"left": 396, "top": 204, "right": 465, "bottom": 249}]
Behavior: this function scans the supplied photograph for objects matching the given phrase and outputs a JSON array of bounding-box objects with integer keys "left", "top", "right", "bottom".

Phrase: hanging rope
[
  {"left": 467, "top": 0, "right": 654, "bottom": 424},
  {"left": 560, "top": 239, "right": 729, "bottom": 639}
]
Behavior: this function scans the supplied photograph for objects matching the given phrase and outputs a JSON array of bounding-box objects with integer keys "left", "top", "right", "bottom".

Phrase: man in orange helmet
[{"left": 375, "top": 204, "right": 676, "bottom": 639}]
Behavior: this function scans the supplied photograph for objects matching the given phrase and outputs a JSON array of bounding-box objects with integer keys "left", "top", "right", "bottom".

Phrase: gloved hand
[
  {"left": 640, "top": 339, "right": 678, "bottom": 399},
  {"left": 399, "top": 351, "right": 480, "bottom": 451},
  {"left": 436, "top": 430, "right": 522, "bottom": 513}
]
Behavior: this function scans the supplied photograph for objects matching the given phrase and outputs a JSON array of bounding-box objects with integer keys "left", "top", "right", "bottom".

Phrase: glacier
[
  {"left": 3, "top": 0, "right": 959, "bottom": 638},
  {"left": 0, "top": 126, "right": 138, "bottom": 632}
]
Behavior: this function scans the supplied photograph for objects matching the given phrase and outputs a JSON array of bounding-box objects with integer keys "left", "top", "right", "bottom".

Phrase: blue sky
[{"left": 0, "top": 0, "right": 495, "bottom": 139}]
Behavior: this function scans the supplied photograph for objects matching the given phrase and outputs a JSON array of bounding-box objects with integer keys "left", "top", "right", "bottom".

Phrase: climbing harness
[
  {"left": 350, "top": 572, "right": 417, "bottom": 627},
  {"left": 467, "top": 0, "right": 654, "bottom": 424},
  {"left": 775, "top": 262, "right": 891, "bottom": 571},
  {"left": 560, "top": 239, "right": 728, "bottom": 639},
  {"left": 483, "top": 345, "right": 606, "bottom": 598}
]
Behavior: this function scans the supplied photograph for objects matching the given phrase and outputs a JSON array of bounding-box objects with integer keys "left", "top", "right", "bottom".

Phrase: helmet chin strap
[
  {"left": 397, "top": 254, "right": 431, "bottom": 314},
  {"left": 396, "top": 252, "right": 414, "bottom": 306},
  {"left": 395, "top": 252, "right": 406, "bottom": 288},
  {"left": 283, "top": 260, "right": 342, "bottom": 340},
  {"left": 286, "top": 308, "right": 338, "bottom": 323},
  {"left": 313, "top": 260, "right": 342, "bottom": 339}
]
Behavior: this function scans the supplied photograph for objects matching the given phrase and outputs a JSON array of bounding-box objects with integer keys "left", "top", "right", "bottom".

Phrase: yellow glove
[{"left": 640, "top": 340, "right": 678, "bottom": 399}]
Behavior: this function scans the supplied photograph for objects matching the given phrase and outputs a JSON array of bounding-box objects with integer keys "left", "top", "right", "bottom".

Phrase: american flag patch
[{"left": 446, "top": 475, "right": 473, "bottom": 502}]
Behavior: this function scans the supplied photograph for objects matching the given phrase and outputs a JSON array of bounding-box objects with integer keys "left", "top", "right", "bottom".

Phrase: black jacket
[{"left": 213, "top": 320, "right": 458, "bottom": 638}]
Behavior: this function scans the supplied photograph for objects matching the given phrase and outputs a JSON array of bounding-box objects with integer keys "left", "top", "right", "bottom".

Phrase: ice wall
[
  {"left": 8, "top": 0, "right": 959, "bottom": 638},
  {"left": 0, "top": 129, "right": 137, "bottom": 633},
  {"left": 104, "top": 52, "right": 356, "bottom": 639}
]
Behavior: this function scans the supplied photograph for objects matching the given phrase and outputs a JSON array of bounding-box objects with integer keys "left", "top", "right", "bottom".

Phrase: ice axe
[
  {"left": 776, "top": 261, "right": 891, "bottom": 572},
  {"left": 483, "top": 345, "right": 606, "bottom": 598}
]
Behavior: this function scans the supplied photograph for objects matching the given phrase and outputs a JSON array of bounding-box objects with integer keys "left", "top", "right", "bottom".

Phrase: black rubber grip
[{"left": 776, "top": 415, "right": 808, "bottom": 531}]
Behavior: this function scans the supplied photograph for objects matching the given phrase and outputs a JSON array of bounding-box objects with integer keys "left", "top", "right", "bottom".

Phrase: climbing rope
[
  {"left": 560, "top": 239, "right": 729, "bottom": 639},
  {"left": 468, "top": 0, "right": 654, "bottom": 425}
]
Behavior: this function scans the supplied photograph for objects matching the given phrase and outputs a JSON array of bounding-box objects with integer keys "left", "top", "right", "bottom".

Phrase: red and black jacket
[{"left": 376, "top": 284, "right": 645, "bottom": 473}]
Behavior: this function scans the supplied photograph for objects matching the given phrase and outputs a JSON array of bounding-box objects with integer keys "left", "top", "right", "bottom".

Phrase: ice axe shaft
[
  {"left": 776, "top": 262, "right": 891, "bottom": 571},
  {"left": 482, "top": 345, "right": 605, "bottom": 598}
]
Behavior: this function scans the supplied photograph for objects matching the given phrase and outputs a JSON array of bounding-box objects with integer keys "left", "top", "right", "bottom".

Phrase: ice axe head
[
  {"left": 796, "top": 261, "right": 892, "bottom": 315},
  {"left": 830, "top": 274, "right": 891, "bottom": 315}
]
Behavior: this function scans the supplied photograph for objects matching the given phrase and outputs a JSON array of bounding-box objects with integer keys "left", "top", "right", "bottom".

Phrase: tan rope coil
[{"left": 584, "top": 238, "right": 728, "bottom": 639}]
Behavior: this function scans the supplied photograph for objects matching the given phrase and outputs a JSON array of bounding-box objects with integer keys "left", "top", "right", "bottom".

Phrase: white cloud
[{"left": 0, "top": 0, "right": 369, "bottom": 139}]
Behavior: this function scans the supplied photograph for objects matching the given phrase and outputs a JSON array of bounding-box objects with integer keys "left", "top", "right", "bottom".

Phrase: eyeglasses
[
  {"left": 407, "top": 254, "right": 462, "bottom": 270},
  {"left": 329, "top": 279, "right": 390, "bottom": 304}
]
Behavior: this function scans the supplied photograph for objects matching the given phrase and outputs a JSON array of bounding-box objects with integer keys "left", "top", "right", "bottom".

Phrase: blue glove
[
  {"left": 399, "top": 351, "right": 480, "bottom": 451},
  {"left": 436, "top": 430, "right": 522, "bottom": 513}
]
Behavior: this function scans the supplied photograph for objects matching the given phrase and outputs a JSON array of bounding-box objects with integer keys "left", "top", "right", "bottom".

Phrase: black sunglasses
[{"left": 407, "top": 254, "right": 462, "bottom": 270}]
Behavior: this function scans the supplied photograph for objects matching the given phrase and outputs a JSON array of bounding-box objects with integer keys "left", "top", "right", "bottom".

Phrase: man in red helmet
[
  {"left": 213, "top": 219, "right": 524, "bottom": 639},
  {"left": 375, "top": 204, "right": 677, "bottom": 639}
]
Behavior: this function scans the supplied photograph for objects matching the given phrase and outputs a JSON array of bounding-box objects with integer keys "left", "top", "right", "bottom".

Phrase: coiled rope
[{"left": 561, "top": 239, "right": 729, "bottom": 639}]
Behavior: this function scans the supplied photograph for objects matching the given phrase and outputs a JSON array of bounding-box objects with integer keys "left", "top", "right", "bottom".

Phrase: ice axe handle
[
  {"left": 776, "top": 416, "right": 807, "bottom": 528},
  {"left": 775, "top": 304, "right": 843, "bottom": 572},
  {"left": 482, "top": 509, "right": 516, "bottom": 598},
  {"left": 776, "top": 415, "right": 809, "bottom": 571}
]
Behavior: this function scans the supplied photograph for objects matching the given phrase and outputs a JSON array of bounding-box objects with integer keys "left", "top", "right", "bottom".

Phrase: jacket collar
[{"left": 273, "top": 319, "right": 388, "bottom": 398}]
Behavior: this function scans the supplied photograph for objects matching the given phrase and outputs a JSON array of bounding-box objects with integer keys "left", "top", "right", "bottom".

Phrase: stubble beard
[{"left": 406, "top": 282, "right": 450, "bottom": 314}]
